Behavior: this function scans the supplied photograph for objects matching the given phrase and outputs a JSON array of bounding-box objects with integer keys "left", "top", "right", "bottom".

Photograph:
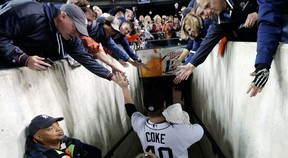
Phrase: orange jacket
[
  {"left": 126, "top": 33, "right": 140, "bottom": 43},
  {"left": 80, "top": 36, "right": 104, "bottom": 58}
]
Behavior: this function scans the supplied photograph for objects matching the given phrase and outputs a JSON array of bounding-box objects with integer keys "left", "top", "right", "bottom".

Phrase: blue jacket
[
  {"left": 25, "top": 136, "right": 101, "bottom": 158},
  {"left": 111, "top": 32, "right": 141, "bottom": 62},
  {"left": 255, "top": 0, "right": 288, "bottom": 68},
  {"left": 88, "top": 17, "right": 130, "bottom": 62},
  {"left": 188, "top": 0, "right": 195, "bottom": 8},
  {"left": 0, "top": 1, "right": 113, "bottom": 80},
  {"left": 189, "top": 0, "right": 258, "bottom": 67},
  {"left": 186, "top": 19, "right": 210, "bottom": 52}
]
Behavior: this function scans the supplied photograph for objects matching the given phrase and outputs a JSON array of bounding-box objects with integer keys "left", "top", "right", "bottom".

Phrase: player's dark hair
[
  {"left": 147, "top": 109, "right": 164, "bottom": 117},
  {"left": 144, "top": 89, "right": 165, "bottom": 117}
]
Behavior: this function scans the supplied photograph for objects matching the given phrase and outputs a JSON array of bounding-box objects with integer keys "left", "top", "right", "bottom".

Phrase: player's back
[{"left": 132, "top": 112, "right": 204, "bottom": 158}]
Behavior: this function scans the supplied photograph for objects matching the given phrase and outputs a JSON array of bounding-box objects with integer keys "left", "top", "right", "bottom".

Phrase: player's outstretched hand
[
  {"left": 173, "top": 63, "right": 195, "bottom": 84},
  {"left": 114, "top": 72, "right": 129, "bottom": 88},
  {"left": 247, "top": 68, "right": 269, "bottom": 97}
]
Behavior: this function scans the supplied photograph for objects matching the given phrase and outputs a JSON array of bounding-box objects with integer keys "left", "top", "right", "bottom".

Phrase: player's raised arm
[
  {"left": 115, "top": 72, "right": 133, "bottom": 103},
  {"left": 114, "top": 72, "right": 137, "bottom": 118}
]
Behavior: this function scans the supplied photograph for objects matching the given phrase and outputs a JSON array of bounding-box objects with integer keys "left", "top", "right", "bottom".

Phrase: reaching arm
[
  {"left": 95, "top": 51, "right": 125, "bottom": 74},
  {"left": 118, "top": 74, "right": 133, "bottom": 104},
  {"left": 171, "top": 48, "right": 190, "bottom": 70},
  {"left": 115, "top": 36, "right": 150, "bottom": 69},
  {"left": 102, "top": 37, "right": 131, "bottom": 62},
  {"left": 119, "top": 36, "right": 141, "bottom": 62},
  {"left": 255, "top": 0, "right": 283, "bottom": 67},
  {"left": 0, "top": 13, "right": 51, "bottom": 70},
  {"left": 188, "top": 0, "right": 195, "bottom": 7},
  {"left": 174, "top": 22, "right": 226, "bottom": 84},
  {"left": 80, "top": 36, "right": 102, "bottom": 55},
  {"left": 178, "top": 49, "right": 190, "bottom": 62},
  {"left": 65, "top": 38, "right": 114, "bottom": 80},
  {"left": 114, "top": 72, "right": 137, "bottom": 118},
  {"left": 80, "top": 36, "right": 124, "bottom": 73},
  {"left": 247, "top": 0, "right": 284, "bottom": 97},
  {"left": 189, "top": 21, "right": 226, "bottom": 67},
  {"left": 126, "top": 33, "right": 140, "bottom": 43},
  {"left": 171, "top": 38, "right": 194, "bottom": 69}
]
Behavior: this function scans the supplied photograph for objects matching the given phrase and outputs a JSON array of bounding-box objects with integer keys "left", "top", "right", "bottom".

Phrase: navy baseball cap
[
  {"left": 28, "top": 114, "right": 64, "bottom": 136},
  {"left": 60, "top": 4, "right": 88, "bottom": 36},
  {"left": 144, "top": 89, "right": 165, "bottom": 112}
]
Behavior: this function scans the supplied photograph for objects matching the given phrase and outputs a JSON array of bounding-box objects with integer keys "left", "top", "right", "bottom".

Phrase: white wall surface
[
  {"left": 0, "top": 60, "right": 143, "bottom": 158},
  {"left": 2, "top": 42, "right": 287, "bottom": 158},
  {"left": 192, "top": 42, "right": 288, "bottom": 158}
]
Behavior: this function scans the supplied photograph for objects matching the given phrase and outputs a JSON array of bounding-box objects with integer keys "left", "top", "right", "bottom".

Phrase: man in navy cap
[{"left": 25, "top": 114, "right": 101, "bottom": 158}]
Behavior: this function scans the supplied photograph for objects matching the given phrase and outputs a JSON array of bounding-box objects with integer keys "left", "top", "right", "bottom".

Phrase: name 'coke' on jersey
[{"left": 146, "top": 132, "right": 165, "bottom": 144}]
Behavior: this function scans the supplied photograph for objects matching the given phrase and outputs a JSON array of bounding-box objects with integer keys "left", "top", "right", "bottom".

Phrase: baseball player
[{"left": 114, "top": 72, "right": 204, "bottom": 158}]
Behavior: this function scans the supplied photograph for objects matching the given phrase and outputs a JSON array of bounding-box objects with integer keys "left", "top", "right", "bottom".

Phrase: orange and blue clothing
[
  {"left": 111, "top": 16, "right": 142, "bottom": 62},
  {"left": 87, "top": 17, "right": 130, "bottom": 62}
]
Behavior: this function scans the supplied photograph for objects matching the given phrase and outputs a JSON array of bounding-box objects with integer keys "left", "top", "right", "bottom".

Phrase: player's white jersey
[{"left": 132, "top": 112, "right": 204, "bottom": 158}]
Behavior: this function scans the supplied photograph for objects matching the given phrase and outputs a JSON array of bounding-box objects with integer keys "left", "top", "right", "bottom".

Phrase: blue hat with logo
[{"left": 28, "top": 114, "right": 64, "bottom": 136}]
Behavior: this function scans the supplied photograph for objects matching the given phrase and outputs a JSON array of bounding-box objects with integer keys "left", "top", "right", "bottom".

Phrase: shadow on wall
[
  {"left": 20, "top": 128, "right": 28, "bottom": 158},
  {"left": 186, "top": 101, "right": 233, "bottom": 158}
]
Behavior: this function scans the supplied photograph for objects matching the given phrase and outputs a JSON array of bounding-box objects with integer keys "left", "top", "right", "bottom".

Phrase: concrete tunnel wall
[
  {"left": 0, "top": 60, "right": 143, "bottom": 158},
  {"left": 191, "top": 42, "right": 288, "bottom": 158},
  {"left": 1, "top": 42, "right": 288, "bottom": 158}
]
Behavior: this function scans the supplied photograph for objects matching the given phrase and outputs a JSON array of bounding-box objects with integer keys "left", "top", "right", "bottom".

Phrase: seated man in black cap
[{"left": 25, "top": 114, "right": 101, "bottom": 158}]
